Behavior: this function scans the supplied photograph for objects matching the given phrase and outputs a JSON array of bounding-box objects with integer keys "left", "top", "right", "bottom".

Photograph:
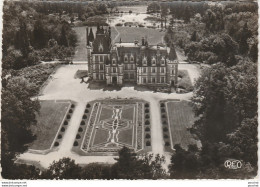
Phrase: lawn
[
  {"left": 164, "top": 100, "right": 199, "bottom": 150},
  {"left": 29, "top": 100, "right": 70, "bottom": 150},
  {"left": 113, "top": 26, "right": 165, "bottom": 45}
]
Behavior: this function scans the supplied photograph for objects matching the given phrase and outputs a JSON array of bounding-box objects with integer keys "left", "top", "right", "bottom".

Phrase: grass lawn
[
  {"left": 113, "top": 27, "right": 165, "bottom": 45},
  {"left": 30, "top": 100, "right": 70, "bottom": 150},
  {"left": 166, "top": 100, "right": 199, "bottom": 150}
]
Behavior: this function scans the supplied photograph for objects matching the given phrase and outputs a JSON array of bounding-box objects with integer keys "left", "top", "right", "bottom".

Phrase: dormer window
[
  {"left": 161, "top": 57, "right": 165, "bottom": 65},
  {"left": 112, "top": 58, "right": 116, "bottom": 65},
  {"left": 130, "top": 54, "right": 134, "bottom": 62},
  {"left": 124, "top": 55, "right": 128, "bottom": 62},
  {"left": 143, "top": 57, "right": 147, "bottom": 65},
  {"left": 98, "top": 43, "right": 103, "bottom": 52},
  {"left": 152, "top": 57, "right": 156, "bottom": 65}
]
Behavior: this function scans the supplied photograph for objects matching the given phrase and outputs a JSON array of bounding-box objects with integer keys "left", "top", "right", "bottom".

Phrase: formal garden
[{"left": 71, "top": 99, "right": 151, "bottom": 156}]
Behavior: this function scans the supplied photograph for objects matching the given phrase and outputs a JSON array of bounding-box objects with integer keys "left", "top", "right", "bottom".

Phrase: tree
[
  {"left": 33, "top": 19, "right": 47, "bottom": 49},
  {"left": 147, "top": 2, "right": 160, "bottom": 14},
  {"left": 59, "top": 24, "right": 68, "bottom": 47},
  {"left": 42, "top": 158, "right": 81, "bottom": 179},
  {"left": 169, "top": 144, "right": 199, "bottom": 179},
  {"left": 1, "top": 77, "right": 39, "bottom": 178}
]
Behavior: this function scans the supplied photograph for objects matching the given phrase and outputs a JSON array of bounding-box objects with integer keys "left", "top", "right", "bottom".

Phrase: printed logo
[{"left": 224, "top": 159, "right": 242, "bottom": 169}]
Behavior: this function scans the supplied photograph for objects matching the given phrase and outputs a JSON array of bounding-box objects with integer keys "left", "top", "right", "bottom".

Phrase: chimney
[
  {"left": 134, "top": 39, "right": 138, "bottom": 45},
  {"left": 119, "top": 38, "right": 122, "bottom": 43}
]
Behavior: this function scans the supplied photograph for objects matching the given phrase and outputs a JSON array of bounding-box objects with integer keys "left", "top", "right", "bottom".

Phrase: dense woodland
[{"left": 1, "top": 1, "right": 258, "bottom": 179}]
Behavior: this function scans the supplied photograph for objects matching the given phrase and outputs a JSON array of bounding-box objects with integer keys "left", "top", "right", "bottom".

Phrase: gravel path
[{"left": 18, "top": 64, "right": 200, "bottom": 169}]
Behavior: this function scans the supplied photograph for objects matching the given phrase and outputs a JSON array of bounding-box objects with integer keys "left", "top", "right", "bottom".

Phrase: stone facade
[{"left": 87, "top": 26, "right": 178, "bottom": 87}]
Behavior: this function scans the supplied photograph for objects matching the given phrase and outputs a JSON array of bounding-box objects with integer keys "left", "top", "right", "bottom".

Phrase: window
[
  {"left": 131, "top": 64, "right": 134, "bottom": 70},
  {"left": 130, "top": 73, "right": 134, "bottom": 79},
  {"left": 143, "top": 78, "right": 147, "bottom": 83},
  {"left": 130, "top": 55, "right": 134, "bottom": 62},
  {"left": 143, "top": 57, "right": 147, "bottom": 65},
  {"left": 98, "top": 43, "right": 103, "bottom": 52},
  {"left": 152, "top": 67, "right": 156, "bottom": 73},
  {"left": 161, "top": 77, "right": 165, "bottom": 83},
  {"left": 125, "top": 64, "right": 128, "bottom": 70},
  {"left": 152, "top": 57, "right": 156, "bottom": 65},
  {"left": 112, "top": 58, "right": 116, "bottom": 65},
  {"left": 172, "top": 69, "right": 174, "bottom": 74},
  {"left": 161, "top": 57, "right": 165, "bottom": 65},
  {"left": 113, "top": 67, "right": 117, "bottom": 73},
  {"left": 124, "top": 74, "right": 129, "bottom": 79},
  {"left": 143, "top": 67, "right": 146, "bottom": 73},
  {"left": 161, "top": 67, "right": 164, "bottom": 73},
  {"left": 94, "top": 56, "right": 98, "bottom": 62},
  {"left": 100, "top": 74, "right": 104, "bottom": 80},
  {"left": 124, "top": 55, "right": 128, "bottom": 62},
  {"left": 100, "top": 56, "right": 104, "bottom": 62},
  {"left": 100, "top": 64, "right": 104, "bottom": 70},
  {"left": 152, "top": 77, "right": 156, "bottom": 83}
]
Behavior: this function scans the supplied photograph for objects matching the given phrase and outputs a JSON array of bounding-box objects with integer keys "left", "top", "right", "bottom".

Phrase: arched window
[
  {"left": 124, "top": 55, "right": 128, "bottom": 62},
  {"left": 130, "top": 54, "right": 134, "bottom": 62}
]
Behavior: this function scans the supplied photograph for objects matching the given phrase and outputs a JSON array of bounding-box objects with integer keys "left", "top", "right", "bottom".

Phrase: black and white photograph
[{"left": 1, "top": 0, "right": 258, "bottom": 182}]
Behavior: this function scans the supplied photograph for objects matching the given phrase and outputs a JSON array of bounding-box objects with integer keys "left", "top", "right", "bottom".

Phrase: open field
[
  {"left": 30, "top": 100, "right": 70, "bottom": 150},
  {"left": 113, "top": 26, "right": 165, "bottom": 45},
  {"left": 72, "top": 99, "right": 151, "bottom": 156},
  {"left": 162, "top": 100, "right": 200, "bottom": 152}
]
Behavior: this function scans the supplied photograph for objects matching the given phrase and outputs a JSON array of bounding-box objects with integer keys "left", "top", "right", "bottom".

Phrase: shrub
[
  {"left": 160, "top": 103, "right": 165, "bottom": 107},
  {"left": 61, "top": 127, "right": 65, "bottom": 132},
  {"left": 71, "top": 104, "right": 75, "bottom": 108},
  {"left": 76, "top": 134, "right": 81, "bottom": 139},
  {"left": 145, "top": 120, "right": 150, "bottom": 125},
  {"left": 64, "top": 121, "right": 68, "bottom": 125},
  {"left": 165, "top": 142, "right": 170, "bottom": 146},
  {"left": 54, "top": 142, "right": 59, "bottom": 146},
  {"left": 78, "top": 127, "right": 83, "bottom": 132},
  {"left": 145, "top": 127, "right": 150, "bottom": 132},
  {"left": 145, "top": 103, "right": 149, "bottom": 107},
  {"left": 145, "top": 134, "right": 151, "bottom": 139},
  {"left": 69, "top": 109, "right": 73, "bottom": 113},
  {"left": 66, "top": 115, "right": 71, "bottom": 119},
  {"left": 80, "top": 121, "right": 85, "bottom": 125},
  {"left": 86, "top": 104, "right": 91, "bottom": 108},
  {"left": 83, "top": 114, "right": 87, "bottom": 119},
  {"left": 145, "top": 109, "right": 149, "bottom": 113},
  {"left": 73, "top": 141, "right": 78, "bottom": 146},
  {"left": 58, "top": 134, "right": 62, "bottom": 139},
  {"left": 164, "top": 134, "right": 169, "bottom": 138},
  {"left": 85, "top": 109, "right": 89, "bottom": 113},
  {"left": 146, "top": 141, "right": 151, "bottom": 146},
  {"left": 163, "top": 127, "right": 168, "bottom": 132},
  {"left": 145, "top": 114, "right": 150, "bottom": 119}
]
